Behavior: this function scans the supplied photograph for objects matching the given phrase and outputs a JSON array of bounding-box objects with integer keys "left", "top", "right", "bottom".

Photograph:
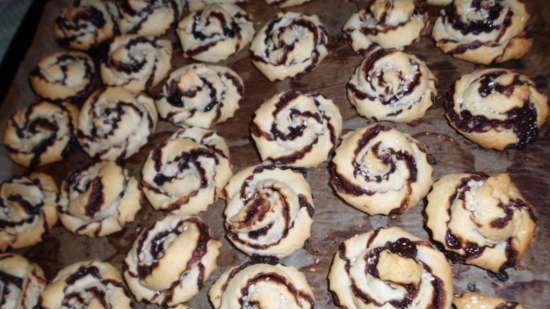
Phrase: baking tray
[{"left": 1, "top": 0, "right": 549, "bottom": 308}]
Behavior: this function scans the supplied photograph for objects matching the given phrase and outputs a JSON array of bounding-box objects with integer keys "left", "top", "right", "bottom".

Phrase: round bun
[
  {"left": 0, "top": 173, "right": 59, "bottom": 251},
  {"left": 224, "top": 164, "right": 314, "bottom": 258},
  {"left": 100, "top": 35, "right": 172, "bottom": 92},
  {"left": 77, "top": 87, "right": 158, "bottom": 161},
  {"left": 59, "top": 160, "right": 141, "bottom": 237},
  {"left": 124, "top": 215, "right": 221, "bottom": 306},
  {"left": 329, "top": 226, "right": 453, "bottom": 309},
  {"left": 55, "top": 0, "right": 119, "bottom": 51},
  {"left": 250, "top": 12, "right": 328, "bottom": 81},
  {"left": 142, "top": 126, "right": 232, "bottom": 215},
  {"left": 0, "top": 253, "right": 46, "bottom": 309},
  {"left": 265, "top": 0, "right": 312, "bottom": 8},
  {"left": 41, "top": 260, "right": 132, "bottom": 309},
  {"left": 453, "top": 292, "right": 526, "bottom": 309},
  {"left": 30, "top": 51, "right": 96, "bottom": 103},
  {"left": 330, "top": 124, "right": 433, "bottom": 215},
  {"left": 187, "top": 0, "right": 246, "bottom": 11},
  {"left": 177, "top": 4, "right": 254, "bottom": 63},
  {"left": 425, "top": 172, "right": 536, "bottom": 273},
  {"left": 432, "top": 0, "right": 533, "bottom": 64},
  {"left": 119, "top": 0, "right": 183, "bottom": 36},
  {"left": 343, "top": 0, "right": 427, "bottom": 53},
  {"left": 3, "top": 101, "right": 78, "bottom": 168},
  {"left": 209, "top": 261, "right": 314, "bottom": 309},
  {"left": 156, "top": 63, "right": 243, "bottom": 128},
  {"left": 446, "top": 68, "right": 548, "bottom": 150},
  {"left": 347, "top": 48, "right": 436, "bottom": 122},
  {"left": 251, "top": 91, "right": 342, "bottom": 167}
]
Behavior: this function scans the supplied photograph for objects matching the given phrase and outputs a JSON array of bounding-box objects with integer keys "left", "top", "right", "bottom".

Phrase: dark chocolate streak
[
  {"left": 337, "top": 231, "right": 447, "bottom": 309},
  {"left": 329, "top": 124, "right": 419, "bottom": 215},
  {"left": 251, "top": 16, "right": 328, "bottom": 77},
  {"left": 445, "top": 0, "right": 506, "bottom": 35},
  {"left": 446, "top": 70, "right": 541, "bottom": 148}
]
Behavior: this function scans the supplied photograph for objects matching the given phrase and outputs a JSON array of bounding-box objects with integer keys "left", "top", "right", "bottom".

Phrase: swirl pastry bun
[
  {"left": 41, "top": 260, "right": 132, "bottom": 309},
  {"left": 59, "top": 161, "right": 141, "bottom": 237},
  {"left": 425, "top": 173, "right": 536, "bottom": 273},
  {"left": 0, "top": 173, "right": 59, "bottom": 251},
  {"left": 265, "top": 0, "right": 312, "bottom": 8},
  {"left": 453, "top": 292, "right": 526, "bottom": 309},
  {"left": 55, "top": 0, "right": 120, "bottom": 51},
  {"left": 100, "top": 35, "right": 172, "bottom": 92},
  {"left": 119, "top": 0, "right": 183, "bottom": 36},
  {"left": 187, "top": 0, "right": 246, "bottom": 11},
  {"left": 343, "top": 0, "right": 427, "bottom": 53},
  {"left": 432, "top": 0, "right": 533, "bottom": 64},
  {"left": 347, "top": 48, "right": 436, "bottom": 122},
  {"left": 77, "top": 87, "right": 158, "bottom": 161},
  {"left": 3, "top": 101, "right": 78, "bottom": 168},
  {"left": 224, "top": 164, "right": 314, "bottom": 258},
  {"left": 142, "top": 126, "right": 232, "bottom": 215},
  {"left": 209, "top": 261, "right": 315, "bottom": 309},
  {"left": 30, "top": 51, "right": 96, "bottom": 104},
  {"left": 124, "top": 215, "right": 221, "bottom": 306},
  {"left": 0, "top": 253, "right": 46, "bottom": 309},
  {"left": 177, "top": 4, "right": 254, "bottom": 63},
  {"left": 446, "top": 68, "right": 548, "bottom": 150},
  {"left": 250, "top": 12, "right": 328, "bottom": 81},
  {"left": 156, "top": 63, "right": 243, "bottom": 128},
  {"left": 251, "top": 91, "right": 342, "bottom": 168},
  {"left": 330, "top": 124, "right": 433, "bottom": 215},
  {"left": 329, "top": 226, "right": 453, "bottom": 309}
]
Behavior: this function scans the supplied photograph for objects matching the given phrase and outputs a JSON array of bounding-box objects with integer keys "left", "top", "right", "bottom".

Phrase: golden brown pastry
[
  {"left": 55, "top": 0, "right": 120, "bottom": 51},
  {"left": 124, "top": 215, "right": 221, "bottom": 306},
  {"left": 432, "top": 0, "right": 533, "bottom": 64},
  {"left": 77, "top": 87, "right": 158, "bottom": 161},
  {"left": 29, "top": 51, "right": 96, "bottom": 103},
  {"left": 0, "top": 173, "right": 59, "bottom": 251},
  {"left": 425, "top": 173, "right": 536, "bottom": 273},
  {"left": 142, "top": 126, "right": 232, "bottom": 215},
  {"left": 177, "top": 4, "right": 254, "bottom": 63},
  {"left": 453, "top": 292, "right": 526, "bottom": 309},
  {"left": 343, "top": 0, "right": 427, "bottom": 53},
  {"left": 100, "top": 35, "right": 172, "bottom": 92},
  {"left": 223, "top": 164, "right": 314, "bottom": 258},
  {"left": 347, "top": 48, "right": 436, "bottom": 122},
  {"left": 251, "top": 91, "right": 342, "bottom": 168},
  {"left": 0, "top": 253, "right": 47, "bottom": 309},
  {"left": 3, "top": 101, "right": 78, "bottom": 168},
  {"left": 40, "top": 260, "right": 132, "bottom": 309},
  {"left": 119, "top": 0, "right": 183, "bottom": 37},
  {"left": 59, "top": 161, "right": 141, "bottom": 237},
  {"left": 209, "top": 260, "right": 314, "bottom": 309},
  {"left": 330, "top": 124, "right": 433, "bottom": 215},
  {"left": 446, "top": 68, "right": 548, "bottom": 150},
  {"left": 329, "top": 227, "right": 454, "bottom": 309},
  {"left": 250, "top": 12, "right": 328, "bottom": 81}
]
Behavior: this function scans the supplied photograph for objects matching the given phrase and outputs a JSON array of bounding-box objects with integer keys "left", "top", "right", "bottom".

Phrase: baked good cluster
[{"left": 1, "top": 0, "right": 546, "bottom": 308}]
